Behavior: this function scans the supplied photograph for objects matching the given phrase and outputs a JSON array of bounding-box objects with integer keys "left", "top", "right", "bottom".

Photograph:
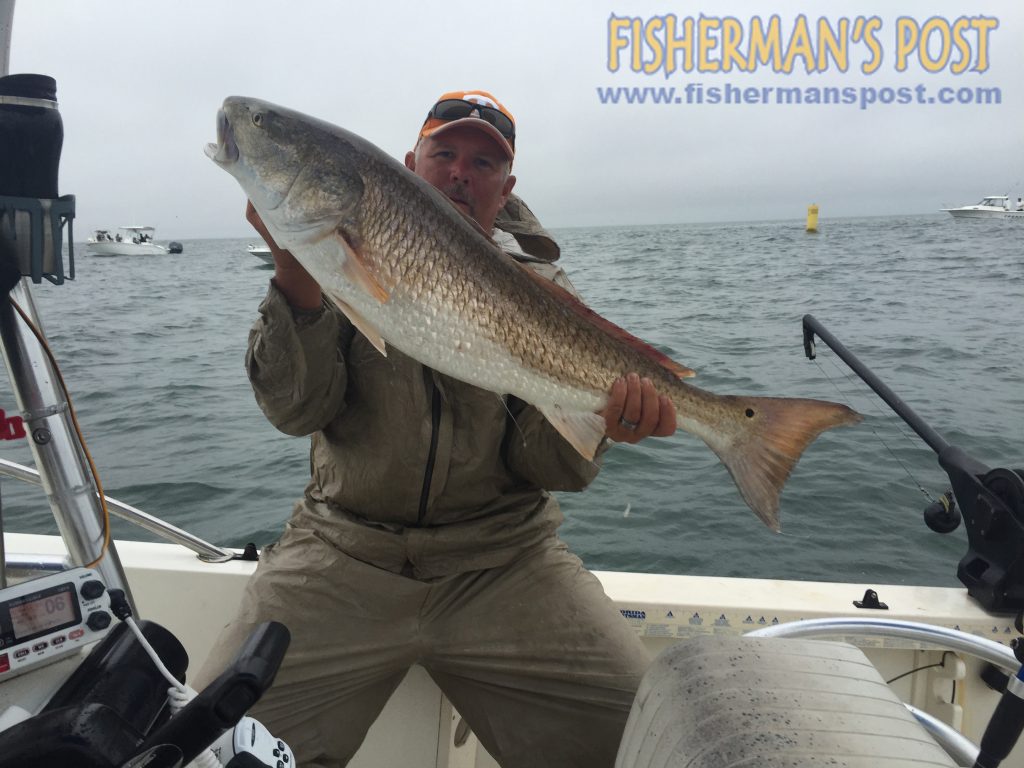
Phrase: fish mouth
[{"left": 204, "top": 108, "right": 238, "bottom": 164}]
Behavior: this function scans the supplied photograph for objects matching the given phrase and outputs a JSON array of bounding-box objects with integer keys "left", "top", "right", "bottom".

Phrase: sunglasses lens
[
  {"left": 432, "top": 100, "right": 475, "bottom": 121},
  {"left": 431, "top": 100, "right": 514, "bottom": 140},
  {"left": 476, "top": 110, "right": 514, "bottom": 137}
]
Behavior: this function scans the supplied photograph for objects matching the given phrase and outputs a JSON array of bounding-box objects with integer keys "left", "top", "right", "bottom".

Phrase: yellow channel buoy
[{"left": 806, "top": 204, "right": 819, "bottom": 233}]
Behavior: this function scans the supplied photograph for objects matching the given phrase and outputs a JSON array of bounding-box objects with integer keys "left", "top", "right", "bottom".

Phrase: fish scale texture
[
  {"left": 356, "top": 167, "right": 624, "bottom": 406},
  {"left": 615, "top": 635, "right": 959, "bottom": 768}
]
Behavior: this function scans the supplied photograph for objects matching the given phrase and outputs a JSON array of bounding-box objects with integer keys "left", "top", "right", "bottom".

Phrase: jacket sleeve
[
  {"left": 504, "top": 397, "right": 609, "bottom": 492},
  {"left": 245, "top": 281, "right": 353, "bottom": 436}
]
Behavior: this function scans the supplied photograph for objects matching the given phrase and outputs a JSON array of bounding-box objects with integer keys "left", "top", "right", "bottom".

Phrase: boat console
[
  {"left": 0, "top": 566, "right": 114, "bottom": 681},
  {"left": 0, "top": 566, "right": 291, "bottom": 767}
]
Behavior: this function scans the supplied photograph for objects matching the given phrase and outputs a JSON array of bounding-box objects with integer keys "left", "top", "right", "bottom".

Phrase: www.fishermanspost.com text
[{"left": 595, "top": 83, "right": 1001, "bottom": 111}]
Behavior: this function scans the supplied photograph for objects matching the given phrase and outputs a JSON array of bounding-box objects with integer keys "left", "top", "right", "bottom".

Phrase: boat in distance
[
  {"left": 247, "top": 242, "right": 273, "bottom": 264},
  {"left": 941, "top": 195, "right": 1024, "bottom": 219},
  {"left": 87, "top": 225, "right": 169, "bottom": 255}
]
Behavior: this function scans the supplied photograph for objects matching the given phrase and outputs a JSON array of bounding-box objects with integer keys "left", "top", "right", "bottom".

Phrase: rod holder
[{"left": 0, "top": 194, "right": 75, "bottom": 284}]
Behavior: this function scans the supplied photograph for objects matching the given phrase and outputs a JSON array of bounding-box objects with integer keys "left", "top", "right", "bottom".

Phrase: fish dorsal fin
[
  {"left": 539, "top": 406, "right": 607, "bottom": 460},
  {"left": 324, "top": 290, "right": 388, "bottom": 357},
  {"left": 514, "top": 261, "right": 696, "bottom": 380},
  {"left": 334, "top": 229, "right": 390, "bottom": 303}
]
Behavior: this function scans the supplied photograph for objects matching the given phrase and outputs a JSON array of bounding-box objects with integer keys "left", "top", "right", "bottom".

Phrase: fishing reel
[
  {"left": 923, "top": 490, "right": 960, "bottom": 533},
  {"left": 925, "top": 469, "right": 1024, "bottom": 537},
  {"left": 803, "top": 315, "right": 1024, "bottom": 615},
  {"left": 921, "top": 465, "right": 1024, "bottom": 608},
  {"left": 944, "top": 461, "right": 1024, "bottom": 614}
]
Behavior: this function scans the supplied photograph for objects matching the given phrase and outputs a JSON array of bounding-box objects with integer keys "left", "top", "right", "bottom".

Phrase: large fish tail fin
[{"left": 699, "top": 396, "right": 862, "bottom": 531}]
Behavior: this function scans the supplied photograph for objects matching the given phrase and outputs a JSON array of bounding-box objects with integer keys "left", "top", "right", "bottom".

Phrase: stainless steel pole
[
  {"left": 0, "top": 0, "right": 13, "bottom": 78},
  {"left": 0, "top": 281, "right": 135, "bottom": 607},
  {"left": 0, "top": 1, "right": 14, "bottom": 592}
]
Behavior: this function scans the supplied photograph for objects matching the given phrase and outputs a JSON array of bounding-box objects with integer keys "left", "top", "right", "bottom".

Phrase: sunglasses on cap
[{"left": 426, "top": 99, "right": 516, "bottom": 142}]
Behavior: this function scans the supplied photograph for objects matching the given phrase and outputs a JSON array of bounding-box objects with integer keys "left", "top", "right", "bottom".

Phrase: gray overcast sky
[{"left": 7, "top": 1, "right": 1023, "bottom": 238}]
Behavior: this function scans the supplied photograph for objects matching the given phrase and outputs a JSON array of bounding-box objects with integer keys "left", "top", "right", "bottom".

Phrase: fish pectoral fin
[
  {"left": 334, "top": 230, "right": 390, "bottom": 304},
  {"left": 325, "top": 291, "right": 388, "bottom": 357},
  {"left": 539, "top": 406, "right": 607, "bottom": 461}
]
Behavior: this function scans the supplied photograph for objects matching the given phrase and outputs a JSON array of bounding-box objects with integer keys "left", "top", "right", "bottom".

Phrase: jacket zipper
[{"left": 417, "top": 369, "right": 442, "bottom": 524}]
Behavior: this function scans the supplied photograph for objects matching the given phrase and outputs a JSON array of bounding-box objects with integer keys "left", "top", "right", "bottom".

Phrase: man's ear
[
  {"left": 500, "top": 174, "right": 516, "bottom": 207},
  {"left": 404, "top": 150, "right": 416, "bottom": 171}
]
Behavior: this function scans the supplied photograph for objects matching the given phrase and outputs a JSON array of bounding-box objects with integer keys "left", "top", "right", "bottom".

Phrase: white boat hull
[
  {"left": 247, "top": 244, "right": 274, "bottom": 264},
  {"left": 944, "top": 208, "right": 1024, "bottom": 219},
  {"left": 2, "top": 532, "right": 1019, "bottom": 767},
  {"left": 87, "top": 241, "right": 168, "bottom": 256}
]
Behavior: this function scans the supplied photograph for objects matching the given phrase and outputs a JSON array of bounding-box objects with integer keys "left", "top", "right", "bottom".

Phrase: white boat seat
[{"left": 616, "top": 635, "right": 959, "bottom": 768}]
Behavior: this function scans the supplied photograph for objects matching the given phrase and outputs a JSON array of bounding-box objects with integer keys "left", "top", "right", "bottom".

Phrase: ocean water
[{"left": 0, "top": 214, "right": 1021, "bottom": 589}]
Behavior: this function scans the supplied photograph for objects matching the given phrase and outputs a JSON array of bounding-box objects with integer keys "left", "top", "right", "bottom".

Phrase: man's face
[{"left": 405, "top": 125, "right": 516, "bottom": 231}]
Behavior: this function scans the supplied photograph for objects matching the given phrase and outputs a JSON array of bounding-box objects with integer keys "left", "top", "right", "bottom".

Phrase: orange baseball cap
[{"left": 418, "top": 90, "right": 516, "bottom": 160}]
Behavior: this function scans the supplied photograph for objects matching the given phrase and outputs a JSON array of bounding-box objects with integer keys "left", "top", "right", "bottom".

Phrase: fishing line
[
  {"left": 817, "top": 354, "right": 927, "bottom": 460},
  {"left": 497, "top": 393, "right": 528, "bottom": 447},
  {"left": 811, "top": 353, "right": 937, "bottom": 504},
  {"left": 8, "top": 298, "right": 110, "bottom": 568}
]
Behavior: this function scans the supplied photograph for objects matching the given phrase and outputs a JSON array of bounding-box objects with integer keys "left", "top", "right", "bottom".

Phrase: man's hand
[
  {"left": 603, "top": 373, "right": 677, "bottom": 444},
  {"left": 246, "top": 201, "right": 321, "bottom": 310}
]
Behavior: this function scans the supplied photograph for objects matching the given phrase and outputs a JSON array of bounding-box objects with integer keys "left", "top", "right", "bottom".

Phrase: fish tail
[{"left": 698, "top": 396, "right": 862, "bottom": 531}]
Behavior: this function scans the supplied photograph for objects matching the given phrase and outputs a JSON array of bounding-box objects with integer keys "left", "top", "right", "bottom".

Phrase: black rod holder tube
[{"left": 802, "top": 313, "right": 950, "bottom": 456}]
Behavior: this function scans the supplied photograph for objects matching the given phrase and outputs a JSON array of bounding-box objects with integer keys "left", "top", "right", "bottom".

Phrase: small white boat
[
  {"left": 87, "top": 226, "right": 168, "bottom": 256},
  {"left": 247, "top": 243, "right": 273, "bottom": 264},
  {"left": 941, "top": 195, "right": 1024, "bottom": 219}
]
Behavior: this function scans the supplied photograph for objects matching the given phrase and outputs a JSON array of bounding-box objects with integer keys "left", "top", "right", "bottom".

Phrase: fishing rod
[
  {"left": 801, "top": 314, "right": 1024, "bottom": 617},
  {"left": 803, "top": 314, "right": 1024, "bottom": 766}
]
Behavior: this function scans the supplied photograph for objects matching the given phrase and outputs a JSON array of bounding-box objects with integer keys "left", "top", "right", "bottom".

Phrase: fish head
[{"left": 206, "top": 96, "right": 365, "bottom": 248}]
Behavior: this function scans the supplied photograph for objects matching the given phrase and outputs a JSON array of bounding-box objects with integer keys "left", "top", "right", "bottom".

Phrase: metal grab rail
[
  {"left": 907, "top": 704, "right": 981, "bottom": 767},
  {"left": 746, "top": 616, "right": 1018, "bottom": 671},
  {"left": 0, "top": 457, "right": 236, "bottom": 562}
]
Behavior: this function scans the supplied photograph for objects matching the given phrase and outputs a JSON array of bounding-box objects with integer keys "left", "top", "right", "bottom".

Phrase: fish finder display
[{"left": 1, "top": 583, "right": 80, "bottom": 646}]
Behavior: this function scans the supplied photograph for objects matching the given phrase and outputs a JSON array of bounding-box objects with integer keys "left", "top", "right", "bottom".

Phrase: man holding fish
[
  {"left": 202, "top": 86, "right": 858, "bottom": 766},
  {"left": 201, "top": 90, "right": 678, "bottom": 768}
]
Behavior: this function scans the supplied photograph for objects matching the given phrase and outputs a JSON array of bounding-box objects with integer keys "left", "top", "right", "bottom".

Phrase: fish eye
[{"left": 252, "top": 112, "right": 264, "bottom": 128}]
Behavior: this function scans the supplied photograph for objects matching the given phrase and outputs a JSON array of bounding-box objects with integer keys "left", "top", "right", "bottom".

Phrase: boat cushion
[{"left": 616, "top": 635, "right": 959, "bottom": 768}]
